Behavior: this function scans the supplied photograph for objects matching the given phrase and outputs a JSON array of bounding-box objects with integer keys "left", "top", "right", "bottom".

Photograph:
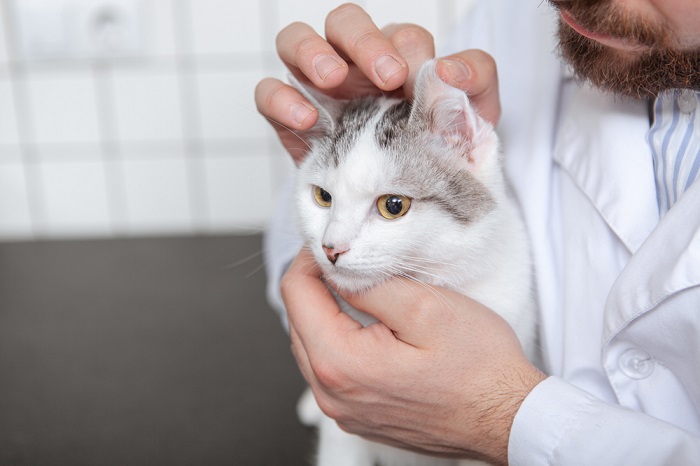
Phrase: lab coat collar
[
  {"left": 603, "top": 180, "right": 700, "bottom": 344},
  {"left": 553, "top": 81, "right": 658, "bottom": 254}
]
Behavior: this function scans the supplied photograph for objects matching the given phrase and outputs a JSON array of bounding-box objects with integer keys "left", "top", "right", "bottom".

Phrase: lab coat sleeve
[
  {"left": 509, "top": 377, "right": 700, "bottom": 465},
  {"left": 263, "top": 172, "right": 303, "bottom": 331}
]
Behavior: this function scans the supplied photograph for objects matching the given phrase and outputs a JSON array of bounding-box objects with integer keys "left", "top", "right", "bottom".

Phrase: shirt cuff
[{"left": 508, "top": 376, "right": 596, "bottom": 465}]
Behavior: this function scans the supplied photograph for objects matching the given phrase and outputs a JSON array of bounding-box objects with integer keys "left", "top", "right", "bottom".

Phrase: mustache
[{"left": 548, "top": 0, "right": 670, "bottom": 48}]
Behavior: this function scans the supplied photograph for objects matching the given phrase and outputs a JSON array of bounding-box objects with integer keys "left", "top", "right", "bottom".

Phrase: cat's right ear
[{"left": 288, "top": 74, "right": 343, "bottom": 140}]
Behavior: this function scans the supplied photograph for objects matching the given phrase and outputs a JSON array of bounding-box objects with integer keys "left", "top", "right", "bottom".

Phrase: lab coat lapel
[
  {"left": 603, "top": 180, "right": 700, "bottom": 344},
  {"left": 553, "top": 82, "right": 658, "bottom": 254}
]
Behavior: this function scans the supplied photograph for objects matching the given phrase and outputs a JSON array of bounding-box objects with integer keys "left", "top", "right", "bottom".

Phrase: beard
[{"left": 550, "top": 0, "right": 700, "bottom": 98}]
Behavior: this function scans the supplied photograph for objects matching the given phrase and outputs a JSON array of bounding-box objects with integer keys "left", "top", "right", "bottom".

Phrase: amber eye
[
  {"left": 313, "top": 186, "right": 332, "bottom": 207},
  {"left": 377, "top": 194, "right": 411, "bottom": 219}
]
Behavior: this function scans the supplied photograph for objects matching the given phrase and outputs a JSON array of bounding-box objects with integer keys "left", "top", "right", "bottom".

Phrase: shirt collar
[{"left": 553, "top": 80, "right": 658, "bottom": 253}]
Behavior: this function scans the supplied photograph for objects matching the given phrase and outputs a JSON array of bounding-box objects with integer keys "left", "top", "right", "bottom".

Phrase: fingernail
[
  {"left": 314, "top": 55, "right": 342, "bottom": 81},
  {"left": 292, "top": 103, "right": 315, "bottom": 126},
  {"left": 439, "top": 59, "right": 471, "bottom": 86},
  {"left": 374, "top": 55, "right": 404, "bottom": 84}
]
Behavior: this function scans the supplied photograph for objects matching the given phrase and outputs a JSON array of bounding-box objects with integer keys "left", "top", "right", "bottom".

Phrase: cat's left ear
[
  {"left": 409, "top": 60, "right": 494, "bottom": 167},
  {"left": 288, "top": 74, "right": 344, "bottom": 137}
]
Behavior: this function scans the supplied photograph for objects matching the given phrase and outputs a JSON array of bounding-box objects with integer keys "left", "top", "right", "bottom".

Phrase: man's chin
[{"left": 558, "top": 22, "right": 700, "bottom": 98}]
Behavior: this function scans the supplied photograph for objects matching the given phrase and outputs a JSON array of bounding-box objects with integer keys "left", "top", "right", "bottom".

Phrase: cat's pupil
[
  {"left": 320, "top": 188, "right": 332, "bottom": 203},
  {"left": 385, "top": 196, "right": 403, "bottom": 215}
]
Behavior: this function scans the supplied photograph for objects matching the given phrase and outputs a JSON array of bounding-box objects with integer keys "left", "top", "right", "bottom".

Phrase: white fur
[{"left": 292, "top": 60, "right": 537, "bottom": 466}]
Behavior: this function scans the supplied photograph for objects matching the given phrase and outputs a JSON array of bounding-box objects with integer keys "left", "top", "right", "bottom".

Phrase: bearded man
[{"left": 256, "top": 1, "right": 700, "bottom": 464}]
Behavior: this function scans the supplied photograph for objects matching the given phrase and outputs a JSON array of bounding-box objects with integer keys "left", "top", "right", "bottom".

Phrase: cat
[{"left": 290, "top": 59, "right": 538, "bottom": 466}]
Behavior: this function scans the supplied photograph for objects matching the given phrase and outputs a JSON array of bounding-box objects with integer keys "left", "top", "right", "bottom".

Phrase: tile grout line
[
  {"left": 93, "top": 61, "right": 128, "bottom": 236},
  {"left": 0, "top": 0, "right": 47, "bottom": 238},
  {"left": 172, "top": 0, "right": 208, "bottom": 234}
]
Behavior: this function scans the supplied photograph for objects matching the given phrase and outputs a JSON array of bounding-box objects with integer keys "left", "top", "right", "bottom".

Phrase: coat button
[{"left": 619, "top": 348, "right": 655, "bottom": 379}]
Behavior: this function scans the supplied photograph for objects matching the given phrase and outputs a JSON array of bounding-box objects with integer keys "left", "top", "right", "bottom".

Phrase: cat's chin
[{"left": 322, "top": 268, "right": 386, "bottom": 295}]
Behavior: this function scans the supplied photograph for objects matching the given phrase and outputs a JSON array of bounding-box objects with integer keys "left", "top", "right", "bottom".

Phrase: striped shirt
[{"left": 647, "top": 89, "right": 700, "bottom": 216}]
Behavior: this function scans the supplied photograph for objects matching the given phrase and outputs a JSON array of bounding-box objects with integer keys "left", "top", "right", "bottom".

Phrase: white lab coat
[
  {"left": 264, "top": 0, "right": 700, "bottom": 463},
  {"left": 450, "top": 0, "right": 700, "bottom": 464}
]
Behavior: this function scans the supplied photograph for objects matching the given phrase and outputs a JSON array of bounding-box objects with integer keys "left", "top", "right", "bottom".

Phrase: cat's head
[{"left": 293, "top": 60, "right": 503, "bottom": 293}]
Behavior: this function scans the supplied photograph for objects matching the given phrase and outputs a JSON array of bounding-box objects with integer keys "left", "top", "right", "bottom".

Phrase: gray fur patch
[
  {"left": 375, "top": 100, "right": 413, "bottom": 148},
  {"left": 389, "top": 141, "right": 496, "bottom": 225},
  {"left": 321, "top": 98, "right": 381, "bottom": 167}
]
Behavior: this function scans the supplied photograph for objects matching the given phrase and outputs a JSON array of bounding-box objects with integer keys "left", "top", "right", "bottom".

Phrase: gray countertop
[{"left": 0, "top": 234, "right": 312, "bottom": 465}]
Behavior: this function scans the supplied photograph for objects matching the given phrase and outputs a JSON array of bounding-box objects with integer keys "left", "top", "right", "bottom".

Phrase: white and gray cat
[{"left": 291, "top": 60, "right": 537, "bottom": 466}]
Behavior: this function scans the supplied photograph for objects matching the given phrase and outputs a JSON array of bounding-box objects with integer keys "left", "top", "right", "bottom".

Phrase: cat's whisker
[
  {"left": 226, "top": 250, "right": 264, "bottom": 269},
  {"left": 397, "top": 273, "right": 461, "bottom": 319},
  {"left": 262, "top": 115, "right": 313, "bottom": 152},
  {"left": 392, "top": 262, "right": 463, "bottom": 292}
]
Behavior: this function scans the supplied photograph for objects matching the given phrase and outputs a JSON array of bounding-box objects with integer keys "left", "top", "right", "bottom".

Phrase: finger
[
  {"left": 436, "top": 49, "right": 501, "bottom": 126},
  {"left": 281, "top": 249, "right": 362, "bottom": 353},
  {"left": 382, "top": 23, "right": 436, "bottom": 100},
  {"left": 288, "top": 321, "right": 315, "bottom": 386},
  {"left": 338, "top": 278, "right": 471, "bottom": 347},
  {"left": 325, "top": 4, "right": 408, "bottom": 91},
  {"left": 277, "top": 22, "right": 349, "bottom": 89},
  {"left": 255, "top": 77, "right": 318, "bottom": 130},
  {"left": 255, "top": 78, "right": 319, "bottom": 163}
]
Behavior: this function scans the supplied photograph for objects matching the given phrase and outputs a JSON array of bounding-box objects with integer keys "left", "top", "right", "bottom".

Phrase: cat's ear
[
  {"left": 288, "top": 74, "right": 344, "bottom": 137},
  {"left": 409, "top": 60, "right": 493, "bottom": 167}
]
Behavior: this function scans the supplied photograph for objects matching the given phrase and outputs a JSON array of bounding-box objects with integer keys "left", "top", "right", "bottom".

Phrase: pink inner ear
[{"left": 435, "top": 106, "right": 473, "bottom": 147}]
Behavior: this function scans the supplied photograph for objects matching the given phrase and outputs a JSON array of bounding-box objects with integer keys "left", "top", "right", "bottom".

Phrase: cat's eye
[
  {"left": 377, "top": 194, "right": 411, "bottom": 219},
  {"left": 313, "top": 186, "right": 332, "bottom": 207}
]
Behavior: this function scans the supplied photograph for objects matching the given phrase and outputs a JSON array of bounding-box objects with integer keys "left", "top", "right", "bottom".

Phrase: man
[{"left": 255, "top": 0, "right": 700, "bottom": 464}]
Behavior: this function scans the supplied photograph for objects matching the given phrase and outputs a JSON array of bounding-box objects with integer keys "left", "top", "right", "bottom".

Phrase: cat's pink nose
[{"left": 322, "top": 244, "right": 349, "bottom": 264}]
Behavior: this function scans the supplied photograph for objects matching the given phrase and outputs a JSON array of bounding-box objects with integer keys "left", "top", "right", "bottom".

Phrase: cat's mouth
[{"left": 320, "top": 263, "right": 389, "bottom": 294}]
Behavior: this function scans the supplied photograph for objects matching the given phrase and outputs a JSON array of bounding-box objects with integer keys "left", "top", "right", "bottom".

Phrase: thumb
[
  {"left": 337, "top": 278, "right": 475, "bottom": 348},
  {"left": 436, "top": 49, "right": 501, "bottom": 126}
]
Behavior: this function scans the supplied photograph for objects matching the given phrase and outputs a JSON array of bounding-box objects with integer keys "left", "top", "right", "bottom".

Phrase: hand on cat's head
[{"left": 254, "top": 3, "right": 501, "bottom": 163}]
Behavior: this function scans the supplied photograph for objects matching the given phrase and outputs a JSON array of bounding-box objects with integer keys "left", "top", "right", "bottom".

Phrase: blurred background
[
  {"left": 0, "top": 0, "right": 475, "bottom": 464},
  {"left": 0, "top": 0, "right": 475, "bottom": 240}
]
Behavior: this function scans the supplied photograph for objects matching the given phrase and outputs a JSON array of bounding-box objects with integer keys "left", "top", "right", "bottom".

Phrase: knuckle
[
  {"left": 315, "top": 395, "right": 342, "bottom": 420},
  {"left": 350, "top": 28, "right": 379, "bottom": 53},
  {"left": 313, "top": 360, "right": 347, "bottom": 392},
  {"left": 255, "top": 81, "right": 277, "bottom": 114},
  {"left": 327, "top": 3, "right": 364, "bottom": 26},
  {"left": 391, "top": 24, "right": 434, "bottom": 50},
  {"left": 276, "top": 21, "right": 306, "bottom": 46},
  {"left": 470, "top": 49, "right": 498, "bottom": 77}
]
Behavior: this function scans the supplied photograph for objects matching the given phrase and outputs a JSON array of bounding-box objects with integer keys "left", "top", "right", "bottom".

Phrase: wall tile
[
  {"left": 26, "top": 70, "right": 100, "bottom": 144},
  {"left": 0, "top": 3, "right": 8, "bottom": 65},
  {"left": 40, "top": 160, "right": 113, "bottom": 237},
  {"left": 0, "top": 163, "right": 33, "bottom": 238},
  {"left": 0, "top": 77, "right": 19, "bottom": 147},
  {"left": 196, "top": 69, "right": 268, "bottom": 141},
  {"left": 0, "top": 145, "right": 22, "bottom": 164},
  {"left": 122, "top": 154, "right": 193, "bottom": 233},
  {"left": 149, "top": 0, "right": 178, "bottom": 58},
  {"left": 203, "top": 152, "right": 274, "bottom": 231},
  {"left": 187, "top": 0, "right": 264, "bottom": 56},
  {"left": 111, "top": 69, "right": 184, "bottom": 142}
]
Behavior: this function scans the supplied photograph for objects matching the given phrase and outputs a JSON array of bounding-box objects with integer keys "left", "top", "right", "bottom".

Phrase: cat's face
[{"left": 294, "top": 60, "right": 502, "bottom": 293}]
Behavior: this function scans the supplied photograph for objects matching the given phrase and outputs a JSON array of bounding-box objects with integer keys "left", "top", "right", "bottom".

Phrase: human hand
[
  {"left": 254, "top": 3, "right": 501, "bottom": 163},
  {"left": 281, "top": 249, "right": 546, "bottom": 465}
]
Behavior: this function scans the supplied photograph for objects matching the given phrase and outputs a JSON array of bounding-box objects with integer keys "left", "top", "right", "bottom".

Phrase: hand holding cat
[
  {"left": 282, "top": 249, "right": 546, "bottom": 465},
  {"left": 255, "top": 3, "right": 501, "bottom": 162}
]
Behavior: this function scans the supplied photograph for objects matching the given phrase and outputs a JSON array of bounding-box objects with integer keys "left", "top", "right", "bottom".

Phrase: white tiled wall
[{"left": 0, "top": 0, "right": 475, "bottom": 240}]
